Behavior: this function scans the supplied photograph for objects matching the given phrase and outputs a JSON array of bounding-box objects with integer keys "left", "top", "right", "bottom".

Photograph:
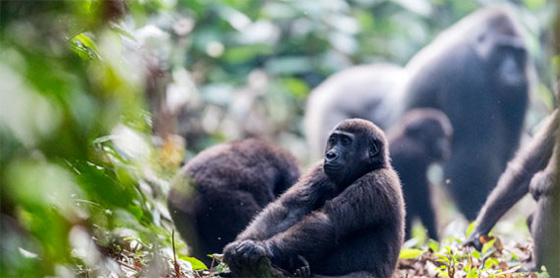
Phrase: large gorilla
[
  {"left": 224, "top": 119, "right": 405, "bottom": 278},
  {"left": 304, "top": 64, "right": 407, "bottom": 161},
  {"left": 167, "top": 139, "right": 301, "bottom": 265},
  {"left": 402, "top": 7, "right": 531, "bottom": 219}
]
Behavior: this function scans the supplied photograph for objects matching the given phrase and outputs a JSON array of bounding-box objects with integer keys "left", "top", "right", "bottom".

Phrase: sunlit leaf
[
  {"left": 71, "top": 33, "right": 101, "bottom": 60},
  {"left": 484, "top": 258, "right": 499, "bottom": 269},
  {"left": 179, "top": 255, "right": 208, "bottom": 270},
  {"left": 466, "top": 221, "right": 475, "bottom": 237},
  {"left": 482, "top": 238, "right": 497, "bottom": 255},
  {"left": 399, "top": 248, "right": 425, "bottom": 259},
  {"left": 428, "top": 239, "right": 440, "bottom": 252},
  {"left": 471, "top": 250, "right": 481, "bottom": 260}
]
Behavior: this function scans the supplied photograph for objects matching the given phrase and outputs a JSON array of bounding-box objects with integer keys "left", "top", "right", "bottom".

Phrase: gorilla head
[
  {"left": 324, "top": 119, "right": 388, "bottom": 185},
  {"left": 400, "top": 108, "right": 453, "bottom": 161}
]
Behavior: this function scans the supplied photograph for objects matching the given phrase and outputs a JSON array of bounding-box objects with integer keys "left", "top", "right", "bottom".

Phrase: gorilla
[
  {"left": 388, "top": 109, "right": 452, "bottom": 240},
  {"left": 304, "top": 64, "right": 408, "bottom": 161},
  {"left": 223, "top": 119, "right": 405, "bottom": 278},
  {"left": 402, "top": 7, "right": 531, "bottom": 219},
  {"left": 467, "top": 108, "right": 558, "bottom": 277},
  {"left": 167, "top": 139, "right": 301, "bottom": 265}
]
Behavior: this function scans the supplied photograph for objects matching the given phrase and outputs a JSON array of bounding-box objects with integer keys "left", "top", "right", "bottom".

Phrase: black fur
[
  {"left": 167, "top": 139, "right": 300, "bottom": 265},
  {"left": 224, "top": 119, "right": 405, "bottom": 278},
  {"left": 388, "top": 109, "right": 452, "bottom": 240}
]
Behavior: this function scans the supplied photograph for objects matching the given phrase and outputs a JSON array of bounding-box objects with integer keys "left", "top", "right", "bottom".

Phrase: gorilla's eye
[
  {"left": 369, "top": 142, "right": 379, "bottom": 158},
  {"left": 341, "top": 137, "right": 351, "bottom": 145},
  {"left": 328, "top": 137, "right": 336, "bottom": 145}
]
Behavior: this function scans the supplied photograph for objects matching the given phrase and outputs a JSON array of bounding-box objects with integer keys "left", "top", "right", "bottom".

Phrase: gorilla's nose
[{"left": 326, "top": 150, "right": 338, "bottom": 161}]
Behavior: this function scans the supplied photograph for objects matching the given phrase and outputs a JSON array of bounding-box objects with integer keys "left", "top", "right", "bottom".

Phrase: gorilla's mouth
[{"left": 324, "top": 163, "right": 343, "bottom": 172}]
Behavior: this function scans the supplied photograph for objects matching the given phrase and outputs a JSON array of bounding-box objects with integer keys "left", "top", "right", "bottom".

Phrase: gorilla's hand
[
  {"left": 292, "top": 255, "right": 311, "bottom": 277},
  {"left": 465, "top": 232, "right": 489, "bottom": 251},
  {"left": 223, "top": 240, "right": 270, "bottom": 273},
  {"left": 529, "top": 171, "right": 555, "bottom": 201}
]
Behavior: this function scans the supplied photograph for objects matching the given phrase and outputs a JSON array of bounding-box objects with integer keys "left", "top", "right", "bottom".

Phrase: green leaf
[
  {"left": 539, "top": 265, "right": 550, "bottom": 278},
  {"left": 466, "top": 267, "right": 479, "bottom": 278},
  {"left": 280, "top": 78, "right": 309, "bottom": 99},
  {"left": 466, "top": 221, "right": 475, "bottom": 237},
  {"left": 484, "top": 258, "right": 499, "bottom": 269},
  {"left": 126, "top": 205, "right": 144, "bottom": 221},
  {"left": 92, "top": 135, "right": 114, "bottom": 144},
  {"left": 482, "top": 238, "right": 496, "bottom": 255},
  {"left": 215, "top": 262, "right": 228, "bottom": 273},
  {"left": 399, "top": 248, "right": 425, "bottom": 259},
  {"left": 511, "top": 252, "right": 518, "bottom": 260},
  {"left": 179, "top": 255, "right": 208, "bottom": 270},
  {"left": 71, "top": 33, "right": 100, "bottom": 60},
  {"left": 428, "top": 239, "right": 440, "bottom": 252},
  {"left": 471, "top": 250, "right": 481, "bottom": 260}
]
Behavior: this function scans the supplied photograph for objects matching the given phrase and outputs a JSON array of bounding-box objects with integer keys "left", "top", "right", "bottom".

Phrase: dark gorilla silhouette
[
  {"left": 467, "top": 108, "right": 558, "bottom": 277},
  {"left": 223, "top": 119, "right": 405, "bottom": 278},
  {"left": 402, "top": 7, "right": 531, "bottom": 219},
  {"left": 388, "top": 109, "right": 452, "bottom": 240},
  {"left": 304, "top": 64, "right": 407, "bottom": 161},
  {"left": 167, "top": 139, "right": 301, "bottom": 265}
]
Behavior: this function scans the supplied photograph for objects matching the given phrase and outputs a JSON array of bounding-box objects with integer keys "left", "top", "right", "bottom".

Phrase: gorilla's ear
[{"left": 369, "top": 140, "right": 379, "bottom": 159}]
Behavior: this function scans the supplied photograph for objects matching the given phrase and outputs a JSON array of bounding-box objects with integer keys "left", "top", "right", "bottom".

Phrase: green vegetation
[{"left": 0, "top": 0, "right": 557, "bottom": 277}]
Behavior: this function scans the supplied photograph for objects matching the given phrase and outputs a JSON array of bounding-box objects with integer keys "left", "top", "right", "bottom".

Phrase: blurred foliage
[
  {"left": 0, "top": 0, "right": 182, "bottom": 276},
  {"left": 0, "top": 0, "right": 557, "bottom": 277}
]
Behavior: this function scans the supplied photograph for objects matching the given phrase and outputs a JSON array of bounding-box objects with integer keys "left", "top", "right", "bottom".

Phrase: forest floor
[{"left": 98, "top": 233, "right": 545, "bottom": 278}]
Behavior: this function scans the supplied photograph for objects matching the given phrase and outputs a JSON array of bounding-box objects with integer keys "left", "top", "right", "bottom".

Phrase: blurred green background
[{"left": 0, "top": 0, "right": 558, "bottom": 276}]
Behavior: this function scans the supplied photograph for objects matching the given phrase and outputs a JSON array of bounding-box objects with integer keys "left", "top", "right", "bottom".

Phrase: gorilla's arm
[
  {"left": 224, "top": 164, "right": 336, "bottom": 273},
  {"left": 529, "top": 143, "right": 559, "bottom": 277},
  {"left": 265, "top": 169, "right": 399, "bottom": 270},
  {"left": 235, "top": 164, "right": 335, "bottom": 242},
  {"left": 530, "top": 144, "right": 558, "bottom": 200},
  {"left": 468, "top": 109, "right": 558, "bottom": 248}
]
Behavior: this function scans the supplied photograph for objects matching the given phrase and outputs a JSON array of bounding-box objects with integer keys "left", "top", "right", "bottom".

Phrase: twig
[{"left": 172, "top": 230, "right": 182, "bottom": 278}]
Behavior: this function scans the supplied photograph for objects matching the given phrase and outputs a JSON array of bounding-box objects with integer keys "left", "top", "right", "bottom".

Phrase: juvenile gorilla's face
[
  {"left": 404, "top": 114, "right": 452, "bottom": 162},
  {"left": 421, "top": 121, "right": 451, "bottom": 161},
  {"left": 324, "top": 130, "right": 378, "bottom": 185},
  {"left": 324, "top": 131, "right": 354, "bottom": 177}
]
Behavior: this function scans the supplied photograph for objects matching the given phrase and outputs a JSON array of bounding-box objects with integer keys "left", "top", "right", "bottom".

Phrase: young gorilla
[
  {"left": 167, "top": 139, "right": 301, "bottom": 265},
  {"left": 388, "top": 109, "right": 452, "bottom": 240},
  {"left": 466, "top": 108, "right": 558, "bottom": 277},
  {"left": 223, "top": 119, "right": 405, "bottom": 278}
]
